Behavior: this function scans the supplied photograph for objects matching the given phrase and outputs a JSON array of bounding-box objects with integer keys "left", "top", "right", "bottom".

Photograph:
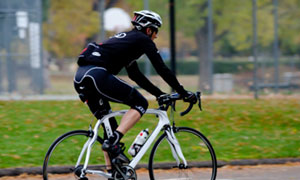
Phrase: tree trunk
[{"left": 196, "top": 28, "right": 212, "bottom": 93}]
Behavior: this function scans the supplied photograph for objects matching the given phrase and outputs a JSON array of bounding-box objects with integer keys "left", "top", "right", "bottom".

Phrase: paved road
[
  {"left": 217, "top": 163, "right": 300, "bottom": 180},
  {"left": 0, "top": 163, "right": 299, "bottom": 180}
]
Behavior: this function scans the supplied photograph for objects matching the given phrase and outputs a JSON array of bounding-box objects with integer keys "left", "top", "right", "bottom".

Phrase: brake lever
[{"left": 196, "top": 91, "right": 202, "bottom": 111}]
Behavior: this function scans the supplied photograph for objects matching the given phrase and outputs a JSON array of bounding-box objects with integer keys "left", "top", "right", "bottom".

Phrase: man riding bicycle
[{"left": 74, "top": 10, "right": 197, "bottom": 173}]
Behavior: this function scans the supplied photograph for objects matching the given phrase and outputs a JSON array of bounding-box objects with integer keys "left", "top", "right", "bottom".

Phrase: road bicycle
[{"left": 43, "top": 92, "right": 217, "bottom": 180}]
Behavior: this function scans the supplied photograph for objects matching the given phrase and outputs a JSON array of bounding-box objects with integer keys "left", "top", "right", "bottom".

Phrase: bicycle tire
[
  {"left": 43, "top": 130, "right": 107, "bottom": 180},
  {"left": 148, "top": 127, "right": 217, "bottom": 180}
]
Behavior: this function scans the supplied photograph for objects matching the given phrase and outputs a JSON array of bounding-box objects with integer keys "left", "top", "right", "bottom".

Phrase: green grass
[{"left": 0, "top": 99, "right": 300, "bottom": 168}]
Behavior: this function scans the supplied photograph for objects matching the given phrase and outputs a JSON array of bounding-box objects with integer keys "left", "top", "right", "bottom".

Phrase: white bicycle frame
[{"left": 75, "top": 108, "right": 188, "bottom": 178}]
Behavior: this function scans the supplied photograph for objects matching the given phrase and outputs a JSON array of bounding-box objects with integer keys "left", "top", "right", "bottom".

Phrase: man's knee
[
  {"left": 127, "top": 89, "right": 148, "bottom": 116},
  {"left": 133, "top": 97, "right": 148, "bottom": 116}
]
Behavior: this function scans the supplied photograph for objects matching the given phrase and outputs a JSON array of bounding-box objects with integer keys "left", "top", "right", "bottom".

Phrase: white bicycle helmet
[{"left": 131, "top": 10, "right": 162, "bottom": 30}]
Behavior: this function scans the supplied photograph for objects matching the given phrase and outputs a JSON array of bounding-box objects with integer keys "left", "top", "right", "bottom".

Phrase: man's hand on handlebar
[
  {"left": 157, "top": 91, "right": 202, "bottom": 116},
  {"left": 182, "top": 91, "right": 197, "bottom": 104}
]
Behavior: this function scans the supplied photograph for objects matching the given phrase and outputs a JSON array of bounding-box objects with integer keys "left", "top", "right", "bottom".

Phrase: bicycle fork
[{"left": 165, "top": 127, "right": 188, "bottom": 168}]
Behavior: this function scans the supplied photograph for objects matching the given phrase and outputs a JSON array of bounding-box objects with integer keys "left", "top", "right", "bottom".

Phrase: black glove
[{"left": 182, "top": 91, "right": 197, "bottom": 104}]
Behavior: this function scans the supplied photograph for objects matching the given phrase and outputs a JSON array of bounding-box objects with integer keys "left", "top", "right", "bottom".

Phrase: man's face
[
  {"left": 146, "top": 28, "right": 158, "bottom": 41},
  {"left": 151, "top": 31, "right": 158, "bottom": 41}
]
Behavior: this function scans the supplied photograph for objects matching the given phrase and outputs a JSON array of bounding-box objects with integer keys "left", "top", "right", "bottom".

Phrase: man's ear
[{"left": 146, "top": 28, "right": 152, "bottom": 35}]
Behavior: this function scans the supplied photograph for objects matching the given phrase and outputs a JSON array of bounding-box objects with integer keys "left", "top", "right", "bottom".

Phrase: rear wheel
[
  {"left": 149, "top": 127, "right": 217, "bottom": 180},
  {"left": 43, "top": 130, "right": 109, "bottom": 180}
]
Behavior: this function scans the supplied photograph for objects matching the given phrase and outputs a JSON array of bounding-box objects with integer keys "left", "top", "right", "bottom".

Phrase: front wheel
[
  {"left": 43, "top": 130, "right": 107, "bottom": 180},
  {"left": 149, "top": 127, "right": 217, "bottom": 180}
]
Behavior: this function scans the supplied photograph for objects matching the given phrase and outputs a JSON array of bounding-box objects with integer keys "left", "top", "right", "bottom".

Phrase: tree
[
  {"left": 277, "top": 0, "right": 300, "bottom": 55},
  {"left": 43, "top": 0, "right": 99, "bottom": 69},
  {"left": 176, "top": 0, "right": 279, "bottom": 91}
]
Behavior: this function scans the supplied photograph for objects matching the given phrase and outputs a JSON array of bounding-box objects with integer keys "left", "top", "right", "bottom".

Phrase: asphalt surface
[
  {"left": 1, "top": 158, "right": 300, "bottom": 178},
  {"left": 217, "top": 163, "right": 300, "bottom": 180},
  {"left": 0, "top": 162, "right": 300, "bottom": 180}
]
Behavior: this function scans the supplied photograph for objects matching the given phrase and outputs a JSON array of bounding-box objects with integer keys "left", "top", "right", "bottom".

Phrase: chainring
[{"left": 113, "top": 165, "right": 137, "bottom": 180}]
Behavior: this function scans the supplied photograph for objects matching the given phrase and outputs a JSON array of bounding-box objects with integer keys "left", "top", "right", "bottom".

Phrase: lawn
[{"left": 0, "top": 98, "right": 300, "bottom": 168}]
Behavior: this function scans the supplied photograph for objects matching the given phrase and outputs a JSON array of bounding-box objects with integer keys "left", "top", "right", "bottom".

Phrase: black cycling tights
[{"left": 74, "top": 65, "right": 148, "bottom": 137}]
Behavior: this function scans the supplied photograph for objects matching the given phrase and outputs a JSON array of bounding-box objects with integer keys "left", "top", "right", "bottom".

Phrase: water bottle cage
[
  {"left": 134, "top": 144, "right": 142, "bottom": 155},
  {"left": 128, "top": 129, "right": 149, "bottom": 157}
]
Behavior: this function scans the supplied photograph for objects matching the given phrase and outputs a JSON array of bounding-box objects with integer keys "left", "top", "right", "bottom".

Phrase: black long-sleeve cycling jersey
[{"left": 77, "top": 29, "right": 186, "bottom": 97}]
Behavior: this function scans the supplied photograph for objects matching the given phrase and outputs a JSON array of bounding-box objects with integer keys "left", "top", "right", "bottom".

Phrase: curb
[{"left": 1, "top": 158, "right": 300, "bottom": 177}]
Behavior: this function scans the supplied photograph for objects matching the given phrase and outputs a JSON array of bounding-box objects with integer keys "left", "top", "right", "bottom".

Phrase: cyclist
[{"left": 74, "top": 10, "right": 197, "bottom": 165}]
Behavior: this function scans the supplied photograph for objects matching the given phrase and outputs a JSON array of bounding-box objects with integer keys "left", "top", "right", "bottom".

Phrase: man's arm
[
  {"left": 143, "top": 42, "right": 187, "bottom": 95},
  {"left": 126, "top": 61, "right": 165, "bottom": 97}
]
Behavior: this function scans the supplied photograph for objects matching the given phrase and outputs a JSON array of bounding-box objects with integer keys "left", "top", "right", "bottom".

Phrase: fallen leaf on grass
[
  {"left": 3, "top": 135, "right": 9, "bottom": 139},
  {"left": 251, "top": 145, "right": 262, "bottom": 150},
  {"left": 1, "top": 154, "right": 21, "bottom": 159},
  {"left": 34, "top": 135, "right": 40, "bottom": 138}
]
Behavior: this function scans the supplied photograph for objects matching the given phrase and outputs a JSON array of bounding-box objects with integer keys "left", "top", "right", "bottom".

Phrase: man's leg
[
  {"left": 102, "top": 109, "right": 141, "bottom": 163},
  {"left": 117, "top": 109, "right": 141, "bottom": 135}
]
